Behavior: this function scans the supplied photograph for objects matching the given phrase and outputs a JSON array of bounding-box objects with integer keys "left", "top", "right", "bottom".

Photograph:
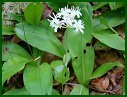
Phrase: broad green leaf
[
  {"left": 2, "top": 42, "right": 32, "bottom": 61},
  {"left": 90, "top": 62, "right": 124, "bottom": 79},
  {"left": 93, "top": 8, "right": 125, "bottom": 28},
  {"left": 64, "top": 28, "right": 83, "bottom": 58},
  {"left": 63, "top": 8, "right": 94, "bottom": 85},
  {"left": 14, "top": 22, "right": 65, "bottom": 58},
  {"left": 2, "top": 55, "right": 30, "bottom": 86},
  {"left": 40, "top": 19, "right": 54, "bottom": 32},
  {"left": 46, "top": 2, "right": 67, "bottom": 12},
  {"left": 69, "top": 85, "right": 89, "bottom": 95},
  {"left": 2, "top": 26, "right": 15, "bottom": 35},
  {"left": 24, "top": 3, "right": 44, "bottom": 25},
  {"left": 65, "top": 28, "right": 94, "bottom": 85},
  {"left": 93, "top": 2, "right": 108, "bottom": 10},
  {"left": 79, "top": 2, "right": 93, "bottom": 18},
  {"left": 81, "top": 7, "right": 93, "bottom": 43},
  {"left": 3, "top": 88, "right": 29, "bottom": 95},
  {"left": 109, "top": 2, "right": 117, "bottom": 10},
  {"left": 72, "top": 47, "right": 94, "bottom": 85},
  {"left": 2, "top": 42, "right": 32, "bottom": 85},
  {"left": 23, "top": 62, "right": 53, "bottom": 95},
  {"left": 50, "top": 60, "right": 70, "bottom": 84},
  {"left": 99, "top": 16, "right": 117, "bottom": 34},
  {"left": 9, "top": 13, "right": 24, "bottom": 22},
  {"left": 92, "top": 29, "right": 125, "bottom": 51},
  {"left": 109, "top": 2, "right": 125, "bottom": 10},
  {"left": 52, "top": 89, "right": 60, "bottom": 95},
  {"left": 64, "top": 8, "right": 93, "bottom": 57}
]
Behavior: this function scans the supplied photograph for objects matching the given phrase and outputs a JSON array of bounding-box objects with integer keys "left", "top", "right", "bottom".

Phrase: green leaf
[
  {"left": 2, "top": 55, "right": 30, "bottom": 86},
  {"left": 81, "top": 7, "right": 93, "bottom": 43},
  {"left": 14, "top": 22, "right": 65, "bottom": 58},
  {"left": 65, "top": 28, "right": 94, "bottom": 85},
  {"left": 52, "top": 89, "right": 60, "bottom": 95},
  {"left": 79, "top": 2, "right": 93, "bottom": 18},
  {"left": 72, "top": 47, "right": 94, "bottom": 85},
  {"left": 109, "top": 2, "right": 117, "bottom": 10},
  {"left": 24, "top": 3, "right": 44, "bottom": 25},
  {"left": 23, "top": 62, "right": 53, "bottom": 95},
  {"left": 93, "top": 2, "right": 108, "bottom": 10},
  {"left": 109, "top": 2, "right": 125, "bottom": 10},
  {"left": 90, "top": 62, "right": 124, "bottom": 79},
  {"left": 99, "top": 16, "right": 117, "bottom": 34},
  {"left": 64, "top": 8, "right": 94, "bottom": 85},
  {"left": 2, "top": 42, "right": 32, "bottom": 85},
  {"left": 64, "top": 28, "right": 83, "bottom": 58},
  {"left": 69, "top": 85, "right": 89, "bottom": 95},
  {"left": 50, "top": 60, "right": 70, "bottom": 84},
  {"left": 9, "top": 13, "right": 24, "bottom": 22},
  {"left": 93, "top": 8, "right": 125, "bottom": 28},
  {"left": 92, "top": 29, "right": 125, "bottom": 51},
  {"left": 3, "top": 88, "right": 29, "bottom": 95},
  {"left": 2, "top": 26, "right": 15, "bottom": 35},
  {"left": 2, "top": 42, "right": 31, "bottom": 61},
  {"left": 46, "top": 2, "right": 67, "bottom": 12},
  {"left": 40, "top": 19, "right": 54, "bottom": 32},
  {"left": 64, "top": 8, "right": 93, "bottom": 57}
]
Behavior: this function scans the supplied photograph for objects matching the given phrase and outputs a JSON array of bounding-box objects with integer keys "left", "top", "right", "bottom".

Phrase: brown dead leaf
[
  {"left": 63, "top": 85, "right": 71, "bottom": 95},
  {"left": 95, "top": 49, "right": 125, "bottom": 66},
  {"left": 115, "top": 24, "right": 125, "bottom": 39},
  {"left": 42, "top": 52, "right": 60, "bottom": 63},
  {"left": 101, "top": 77, "right": 109, "bottom": 90},
  {"left": 107, "top": 67, "right": 124, "bottom": 86},
  {"left": 90, "top": 77, "right": 109, "bottom": 91},
  {"left": 113, "top": 85, "right": 122, "bottom": 95},
  {"left": 106, "top": 67, "right": 124, "bottom": 94}
]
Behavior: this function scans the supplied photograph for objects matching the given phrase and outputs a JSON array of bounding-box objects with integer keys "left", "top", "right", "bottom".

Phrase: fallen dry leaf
[
  {"left": 101, "top": 77, "right": 109, "bottom": 90},
  {"left": 95, "top": 49, "right": 125, "bottom": 66},
  {"left": 42, "top": 52, "right": 60, "bottom": 63},
  {"left": 90, "top": 77, "right": 109, "bottom": 91},
  {"left": 63, "top": 85, "right": 71, "bottom": 95}
]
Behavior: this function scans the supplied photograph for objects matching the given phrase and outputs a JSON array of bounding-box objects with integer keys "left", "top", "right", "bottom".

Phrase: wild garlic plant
[{"left": 2, "top": 2, "right": 125, "bottom": 95}]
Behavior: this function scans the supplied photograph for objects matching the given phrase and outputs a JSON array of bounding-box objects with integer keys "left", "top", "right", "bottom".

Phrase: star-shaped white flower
[
  {"left": 48, "top": 13, "right": 66, "bottom": 32},
  {"left": 58, "top": 6, "right": 82, "bottom": 20},
  {"left": 73, "top": 20, "right": 84, "bottom": 34}
]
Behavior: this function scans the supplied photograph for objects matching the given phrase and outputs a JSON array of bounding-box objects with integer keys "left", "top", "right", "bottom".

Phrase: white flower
[
  {"left": 73, "top": 20, "right": 84, "bottom": 34},
  {"left": 74, "top": 7, "right": 82, "bottom": 18},
  {"left": 58, "top": 5, "right": 82, "bottom": 20},
  {"left": 48, "top": 13, "right": 66, "bottom": 32},
  {"left": 48, "top": 5, "right": 84, "bottom": 34}
]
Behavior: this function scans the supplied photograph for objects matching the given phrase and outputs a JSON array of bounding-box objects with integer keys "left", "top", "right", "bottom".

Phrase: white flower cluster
[{"left": 48, "top": 6, "right": 84, "bottom": 34}]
